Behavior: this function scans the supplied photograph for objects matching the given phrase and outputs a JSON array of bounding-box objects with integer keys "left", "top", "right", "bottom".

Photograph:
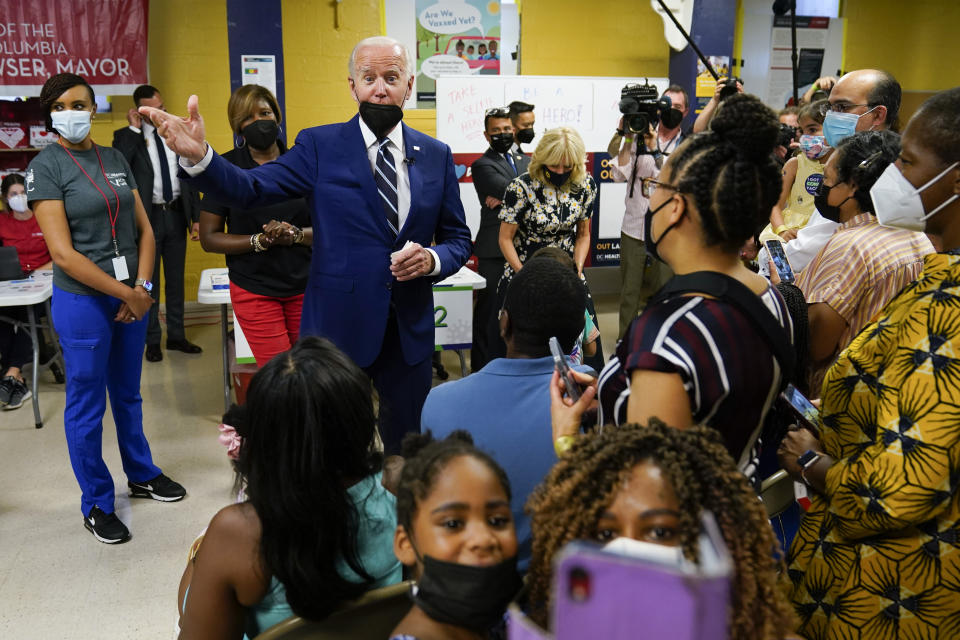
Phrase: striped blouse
[
  {"left": 795, "top": 212, "right": 933, "bottom": 356},
  {"left": 597, "top": 284, "right": 793, "bottom": 469}
]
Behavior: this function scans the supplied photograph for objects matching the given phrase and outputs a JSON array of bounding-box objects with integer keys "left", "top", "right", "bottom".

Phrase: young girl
[
  {"left": 390, "top": 431, "right": 522, "bottom": 640},
  {"left": 760, "top": 99, "right": 832, "bottom": 243},
  {"left": 177, "top": 337, "right": 401, "bottom": 639}
]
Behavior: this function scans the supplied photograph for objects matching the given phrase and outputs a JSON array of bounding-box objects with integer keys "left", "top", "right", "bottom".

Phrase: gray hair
[{"left": 348, "top": 36, "right": 414, "bottom": 80}]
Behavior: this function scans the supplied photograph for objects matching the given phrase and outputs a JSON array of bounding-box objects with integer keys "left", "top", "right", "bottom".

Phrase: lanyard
[
  {"left": 656, "top": 131, "right": 681, "bottom": 157},
  {"left": 60, "top": 141, "right": 123, "bottom": 256}
]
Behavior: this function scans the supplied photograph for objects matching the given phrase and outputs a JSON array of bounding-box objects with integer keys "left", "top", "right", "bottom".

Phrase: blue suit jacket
[{"left": 184, "top": 115, "right": 472, "bottom": 367}]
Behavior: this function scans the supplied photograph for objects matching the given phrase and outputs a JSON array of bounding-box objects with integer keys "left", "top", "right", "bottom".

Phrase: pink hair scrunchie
[{"left": 218, "top": 422, "right": 243, "bottom": 460}]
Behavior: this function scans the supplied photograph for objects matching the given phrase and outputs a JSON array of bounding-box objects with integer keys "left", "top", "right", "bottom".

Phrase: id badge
[{"left": 112, "top": 255, "right": 130, "bottom": 281}]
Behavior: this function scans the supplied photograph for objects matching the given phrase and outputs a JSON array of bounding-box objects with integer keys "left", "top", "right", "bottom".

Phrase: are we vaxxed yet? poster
[{"left": 415, "top": 0, "right": 501, "bottom": 108}]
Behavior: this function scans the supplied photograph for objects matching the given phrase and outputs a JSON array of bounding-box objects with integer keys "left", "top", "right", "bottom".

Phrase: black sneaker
[
  {"left": 2, "top": 378, "right": 30, "bottom": 410},
  {"left": 128, "top": 473, "right": 186, "bottom": 502},
  {"left": 0, "top": 376, "right": 13, "bottom": 405},
  {"left": 84, "top": 506, "right": 131, "bottom": 544}
]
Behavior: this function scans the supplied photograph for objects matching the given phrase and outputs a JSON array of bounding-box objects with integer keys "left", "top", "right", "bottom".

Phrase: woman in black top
[{"left": 198, "top": 85, "right": 312, "bottom": 367}]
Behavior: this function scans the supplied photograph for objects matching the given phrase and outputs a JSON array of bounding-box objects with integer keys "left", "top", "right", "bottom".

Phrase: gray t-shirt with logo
[{"left": 26, "top": 143, "right": 140, "bottom": 295}]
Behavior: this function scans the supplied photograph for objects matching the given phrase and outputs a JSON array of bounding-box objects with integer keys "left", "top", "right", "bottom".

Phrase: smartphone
[
  {"left": 765, "top": 239, "right": 795, "bottom": 284},
  {"left": 779, "top": 383, "right": 820, "bottom": 433},
  {"left": 550, "top": 336, "right": 581, "bottom": 402}
]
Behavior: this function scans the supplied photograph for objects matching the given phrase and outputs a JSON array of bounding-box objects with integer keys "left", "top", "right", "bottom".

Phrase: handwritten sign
[{"left": 437, "top": 76, "right": 669, "bottom": 154}]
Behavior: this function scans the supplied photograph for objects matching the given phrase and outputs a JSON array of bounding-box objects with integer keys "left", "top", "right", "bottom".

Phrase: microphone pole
[
  {"left": 790, "top": 0, "right": 799, "bottom": 105},
  {"left": 654, "top": 0, "right": 720, "bottom": 81}
]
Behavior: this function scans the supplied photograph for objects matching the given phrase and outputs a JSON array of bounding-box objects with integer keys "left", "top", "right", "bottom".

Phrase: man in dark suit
[
  {"left": 469, "top": 107, "right": 530, "bottom": 370},
  {"left": 509, "top": 100, "right": 536, "bottom": 153},
  {"left": 142, "top": 37, "right": 472, "bottom": 453},
  {"left": 113, "top": 85, "right": 202, "bottom": 362}
]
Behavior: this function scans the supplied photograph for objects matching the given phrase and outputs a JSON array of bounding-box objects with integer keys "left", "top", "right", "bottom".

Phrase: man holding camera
[{"left": 608, "top": 84, "right": 690, "bottom": 337}]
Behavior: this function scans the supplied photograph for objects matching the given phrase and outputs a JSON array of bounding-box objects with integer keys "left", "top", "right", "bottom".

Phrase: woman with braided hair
[
  {"left": 526, "top": 421, "right": 795, "bottom": 638},
  {"left": 553, "top": 94, "right": 793, "bottom": 470}
]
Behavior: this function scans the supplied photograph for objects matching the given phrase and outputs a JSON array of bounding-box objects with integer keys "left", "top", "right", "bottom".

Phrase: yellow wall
[
  {"left": 281, "top": 0, "right": 381, "bottom": 138},
  {"left": 519, "top": 0, "right": 670, "bottom": 77},
  {"left": 281, "top": 0, "right": 436, "bottom": 137},
  {"left": 843, "top": 1, "right": 960, "bottom": 94},
  {"left": 90, "top": 1, "right": 234, "bottom": 301}
]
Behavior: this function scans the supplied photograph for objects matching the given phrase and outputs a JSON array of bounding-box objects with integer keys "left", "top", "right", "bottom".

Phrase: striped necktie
[{"left": 375, "top": 138, "right": 399, "bottom": 235}]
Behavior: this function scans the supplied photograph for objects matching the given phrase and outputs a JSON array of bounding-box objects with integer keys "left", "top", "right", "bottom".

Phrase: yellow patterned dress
[{"left": 786, "top": 252, "right": 960, "bottom": 639}]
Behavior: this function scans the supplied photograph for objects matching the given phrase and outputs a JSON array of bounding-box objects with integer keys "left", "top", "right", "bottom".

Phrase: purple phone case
[{"left": 509, "top": 536, "right": 731, "bottom": 640}]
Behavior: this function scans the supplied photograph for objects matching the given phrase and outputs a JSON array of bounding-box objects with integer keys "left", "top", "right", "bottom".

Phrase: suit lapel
[
  {"left": 341, "top": 115, "right": 394, "bottom": 243},
  {"left": 485, "top": 148, "right": 515, "bottom": 180},
  {"left": 398, "top": 124, "right": 422, "bottom": 241}
]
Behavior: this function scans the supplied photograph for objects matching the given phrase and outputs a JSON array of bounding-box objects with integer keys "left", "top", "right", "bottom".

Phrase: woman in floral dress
[{"left": 493, "top": 127, "right": 599, "bottom": 362}]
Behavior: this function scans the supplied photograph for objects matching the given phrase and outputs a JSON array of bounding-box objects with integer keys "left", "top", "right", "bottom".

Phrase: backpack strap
[{"left": 651, "top": 272, "right": 796, "bottom": 382}]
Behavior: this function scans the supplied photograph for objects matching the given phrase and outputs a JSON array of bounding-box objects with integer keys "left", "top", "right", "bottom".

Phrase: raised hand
[{"left": 139, "top": 95, "right": 208, "bottom": 163}]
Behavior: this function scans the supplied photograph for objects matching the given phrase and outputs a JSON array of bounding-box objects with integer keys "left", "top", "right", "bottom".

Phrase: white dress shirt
[
  {"left": 180, "top": 116, "right": 440, "bottom": 275},
  {"left": 757, "top": 209, "right": 840, "bottom": 277},
  {"left": 130, "top": 121, "right": 180, "bottom": 203}
]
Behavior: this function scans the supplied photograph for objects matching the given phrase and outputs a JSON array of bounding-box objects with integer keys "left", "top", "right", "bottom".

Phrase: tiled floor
[{"left": 0, "top": 297, "right": 620, "bottom": 639}]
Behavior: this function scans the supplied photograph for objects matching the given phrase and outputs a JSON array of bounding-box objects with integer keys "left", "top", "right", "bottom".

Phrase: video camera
[
  {"left": 777, "top": 123, "right": 798, "bottom": 148},
  {"left": 718, "top": 76, "right": 744, "bottom": 101},
  {"left": 618, "top": 81, "right": 682, "bottom": 134}
]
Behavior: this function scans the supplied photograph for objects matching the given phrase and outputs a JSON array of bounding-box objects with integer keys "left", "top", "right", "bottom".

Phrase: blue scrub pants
[{"left": 52, "top": 286, "right": 161, "bottom": 517}]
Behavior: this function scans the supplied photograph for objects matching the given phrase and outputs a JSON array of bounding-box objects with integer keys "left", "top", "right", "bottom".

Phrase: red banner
[{"left": 0, "top": 0, "right": 148, "bottom": 95}]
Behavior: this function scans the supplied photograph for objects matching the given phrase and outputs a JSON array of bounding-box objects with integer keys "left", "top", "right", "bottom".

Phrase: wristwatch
[
  {"left": 134, "top": 278, "right": 153, "bottom": 294},
  {"left": 797, "top": 449, "right": 821, "bottom": 485}
]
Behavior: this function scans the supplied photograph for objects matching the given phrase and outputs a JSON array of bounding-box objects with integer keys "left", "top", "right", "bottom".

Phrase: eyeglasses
[
  {"left": 818, "top": 101, "right": 876, "bottom": 116},
  {"left": 639, "top": 177, "right": 678, "bottom": 198},
  {"left": 485, "top": 107, "right": 511, "bottom": 118}
]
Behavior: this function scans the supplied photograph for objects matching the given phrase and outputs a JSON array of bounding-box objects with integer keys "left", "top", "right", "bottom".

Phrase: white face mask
[
  {"left": 50, "top": 109, "right": 92, "bottom": 144},
  {"left": 871, "top": 161, "right": 960, "bottom": 231},
  {"left": 602, "top": 536, "right": 691, "bottom": 570},
  {"left": 7, "top": 193, "right": 27, "bottom": 212}
]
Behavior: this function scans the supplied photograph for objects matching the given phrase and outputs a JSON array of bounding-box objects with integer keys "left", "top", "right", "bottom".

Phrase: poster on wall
[
  {"left": 241, "top": 55, "right": 277, "bottom": 99},
  {"left": 415, "top": 0, "right": 501, "bottom": 108},
  {"left": 0, "top": 0, "right": 148, "bottom": 95},
  {"left": 765, "top": 16, "right": 830, "bottom": 109},
  {"left": 694, "top": 56, "right": 730, "bottom": 114}
]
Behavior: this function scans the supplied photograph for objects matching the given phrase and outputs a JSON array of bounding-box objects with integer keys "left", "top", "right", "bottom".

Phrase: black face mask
[
  {"left": 644, "top": 195, "right": 683, "bottom": 263},
  {"left": 489, "top": 132, "right": 514, "bottom": 154},
  {"left": 814, "top": 181, "right": 854, "bottom": 223},
  {"left": 241, "top": 120, "right": 279, "bottom": 151},
  {"left": 359, "top": 102, "right": 404, "bottom": 140},
  {"left": 544, "top": 168, "right": 571, "bottom": 188},
  {"left": 661, "top": 108, "right": 684, "bottom": 130},
  {"left": 413, "top": 555, "right": 521, "bottom": 632},
  {"left": 516, "top": 127, "right": 535, "bottom": 145}
]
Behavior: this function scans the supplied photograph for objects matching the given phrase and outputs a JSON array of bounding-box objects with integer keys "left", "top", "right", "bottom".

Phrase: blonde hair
[
  {"left": 529, "top": 127, "right": 587, "bottom": 191},
  {"left": 227, "top": 84, "right": 282, "bottom": 136}
]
